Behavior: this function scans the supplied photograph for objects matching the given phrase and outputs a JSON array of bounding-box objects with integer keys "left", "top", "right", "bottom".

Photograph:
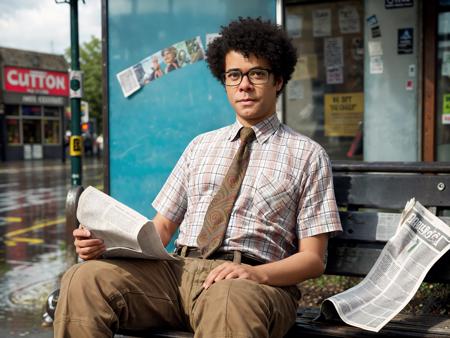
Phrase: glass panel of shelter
[
  {"left": 285, "top": 0, "right": 424, "bottom": 162},
  {"left": 285, "top": 0, "right": 364, "bottom": 161}
]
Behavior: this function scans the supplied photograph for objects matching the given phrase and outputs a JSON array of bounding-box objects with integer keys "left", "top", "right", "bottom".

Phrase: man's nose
[{"left": 238, "top": 74, "right": 254, "bottom": 91}]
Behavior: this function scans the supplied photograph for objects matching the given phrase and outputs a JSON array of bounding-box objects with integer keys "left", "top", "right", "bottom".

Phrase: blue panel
[{"left": 108, "top": 0, "right": 276, "bottom": 250}]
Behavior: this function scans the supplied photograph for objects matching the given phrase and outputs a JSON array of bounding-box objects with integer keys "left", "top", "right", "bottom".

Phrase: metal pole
[{"left": 70, "top": 0, "right": 82, "bottom": 186}]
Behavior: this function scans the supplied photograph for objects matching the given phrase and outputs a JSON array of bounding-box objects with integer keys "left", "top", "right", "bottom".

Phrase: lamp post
[{"left": 56, "top": 0, "right": 84, "bottom": 187}]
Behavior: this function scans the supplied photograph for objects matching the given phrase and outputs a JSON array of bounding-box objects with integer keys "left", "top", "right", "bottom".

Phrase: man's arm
[
  {"left": 202, "top": 233, "right": 328, "bottom": 289},
  {"left": 152, "top": 212, "right": 180, "bottom": 247}
]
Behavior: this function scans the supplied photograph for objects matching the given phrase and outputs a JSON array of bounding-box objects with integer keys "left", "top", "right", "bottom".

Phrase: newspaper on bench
[
  {"left": 77, "top": 186, "right": 177, "bottom": 260},
  {"left": 319, "top": 198, "right": 450, "bottom": 332}
]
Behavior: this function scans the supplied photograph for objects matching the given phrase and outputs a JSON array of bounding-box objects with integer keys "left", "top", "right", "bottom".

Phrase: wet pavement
[{"left": 0, "top": 158, "right": 103, "bottom": 337}]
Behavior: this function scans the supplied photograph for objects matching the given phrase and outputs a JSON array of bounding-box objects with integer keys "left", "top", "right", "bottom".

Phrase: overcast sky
[{"left": 0, "top": 0, "right": 101, "bottom": 55}]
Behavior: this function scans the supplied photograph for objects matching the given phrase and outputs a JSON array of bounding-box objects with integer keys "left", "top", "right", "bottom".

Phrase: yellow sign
[
  {"left": 70, "top": 135, "right": 83, "bottom": 156},
  {"left": 324, "top": 93, "right": 364, "bottom": 137}
]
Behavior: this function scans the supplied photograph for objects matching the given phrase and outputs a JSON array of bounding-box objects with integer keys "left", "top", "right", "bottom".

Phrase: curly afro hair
[{"left": 206, "top": 17, "right": 297, "bottom": 95}]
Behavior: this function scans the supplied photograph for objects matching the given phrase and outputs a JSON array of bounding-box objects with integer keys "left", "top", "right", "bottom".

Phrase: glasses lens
[
  {"left": 248, "top": 69, "right": 269, "bottom": 84},
  {"left": 224, "top": 70, "right": 242, "bottom": 86}
]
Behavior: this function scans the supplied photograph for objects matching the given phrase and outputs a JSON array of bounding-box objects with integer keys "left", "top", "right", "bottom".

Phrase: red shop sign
[{"left": 3, "top": 66, "right": 69, "bottom": 96}]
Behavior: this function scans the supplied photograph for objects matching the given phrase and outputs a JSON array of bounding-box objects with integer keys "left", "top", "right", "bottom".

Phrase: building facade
[{"left": 0, "top": 47, "right": 69, "bottom": 161}]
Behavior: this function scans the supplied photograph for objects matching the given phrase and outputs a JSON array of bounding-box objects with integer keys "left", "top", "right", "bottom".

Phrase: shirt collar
[{"left": 227, "top": 113, "right": 280, "bottom": 144}]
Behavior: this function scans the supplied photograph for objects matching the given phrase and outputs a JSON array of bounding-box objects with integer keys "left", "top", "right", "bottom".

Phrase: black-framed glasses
[{"left": 222, "top": 68, "right": 272, "bottom": 86}]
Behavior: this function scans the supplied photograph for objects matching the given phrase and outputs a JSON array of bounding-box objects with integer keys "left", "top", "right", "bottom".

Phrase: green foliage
[
  {"left": 65, "top": 36, "right": 102, "bottom": 131},
  {"left": 298, "top": 275, "right": 450, "bottom": 316}
]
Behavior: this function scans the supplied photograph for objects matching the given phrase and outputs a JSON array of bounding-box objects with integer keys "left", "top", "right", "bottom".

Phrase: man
[
  {"left": 54, "top": 17, "right": 342, "bottom": 338},
  {"left": 162, "top": 46, "right": 180, "bottom": 73}
]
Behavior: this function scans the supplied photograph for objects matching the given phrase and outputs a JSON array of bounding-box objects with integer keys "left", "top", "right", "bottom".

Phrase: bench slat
[
  {"left": 326, "top": 241, "right": 450, "bottom": 282},
  {"left": 334, "top": 173, "right": 450, "bottom": 209},
  {"left": 338, "top": 211, "right": 450, "bottom": 242}
]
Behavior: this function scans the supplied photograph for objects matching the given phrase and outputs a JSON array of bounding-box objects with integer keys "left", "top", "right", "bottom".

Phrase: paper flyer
[
  {"left": 326, "top": 67, "right": 344, "bottom": 85},
  {"left": 368, "top": 41, "right": 383, "bottom": 56},
  {"left": 324, "top": 37, "right": 344, "bottom": 69},
  {"left": 286, "top": 14, "right": 302, "bottom": 38},
  {"left": 324, "top": 92, "right": 364, "bottom": 137},
  {"left": 117, "top": 36, "right": 206, "bottom": 98},
  {"left": 313, "top": 9, "right": 331, "bottom": 37},
  {"left": 292, "top": 55, "right": 318, "bottom": 81},
  {"left": 370, "top": 55, "right": 384, "bottom": 74},
  {"left": 338, "top": 6, "right": 360, "bottom": 34},
  {"left": 287, "top": 80, "right": 304, "bottom": 101},
  {"left": 116, "top": 67, "right": 140, "bottom": 98}
]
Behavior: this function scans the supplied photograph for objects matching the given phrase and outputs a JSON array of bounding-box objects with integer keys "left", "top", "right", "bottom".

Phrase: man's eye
[
  {"left": 250, "top": 70, "right": 266, "bottom": 78},
  {"left": 227, "top": 71, "right": 241, "bottom": 80}
]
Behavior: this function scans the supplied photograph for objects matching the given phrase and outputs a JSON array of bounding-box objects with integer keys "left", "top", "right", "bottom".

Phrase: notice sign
[
  {"left": 324, "top": 37, "right": 344, "bottom": 69},
  {"left": 313, "top": 9, "right": 331, "bottom": 37},
  {"left": 324, "top": 93, "right": 364, "bottom": 137},
  {"left": 443, "top": 94, "right": 450, "bottom": 125},
  {"left": 398, "top": 28, "right": 413, "bottom": 54},
  {"left": 338, "top": 6, "right": 360, "bottom": 34}
]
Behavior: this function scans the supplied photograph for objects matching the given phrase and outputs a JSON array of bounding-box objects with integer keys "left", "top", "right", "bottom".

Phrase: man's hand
[
  {"left": 202, "top": 262, "right": 267, "bottom": 289},
  {"left": 73, "top": 226, "right": 106, "bottom": 260},
  {"left": 202, "top": 234, "right": 328, "bottom": 289}
]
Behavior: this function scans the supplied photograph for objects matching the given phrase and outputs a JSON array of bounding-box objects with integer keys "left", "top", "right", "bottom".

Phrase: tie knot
[{"left": 239, "top": 127, "right": 255, "bottom": 144}]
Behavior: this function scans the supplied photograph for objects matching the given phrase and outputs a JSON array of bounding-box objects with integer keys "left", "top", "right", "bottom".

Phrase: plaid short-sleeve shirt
[{"left": 152, "top": 114, "right": 342, "bottom": 262}]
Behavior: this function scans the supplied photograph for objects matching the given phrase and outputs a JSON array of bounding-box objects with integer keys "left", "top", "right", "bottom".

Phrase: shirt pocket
[{"left": 253, "top": 172, "right": 297, "bottom": 221}]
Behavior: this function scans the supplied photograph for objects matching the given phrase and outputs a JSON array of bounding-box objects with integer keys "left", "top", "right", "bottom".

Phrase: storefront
[
  {"left": 283, "top": 0, "right": 449, "bottom": 162},
  {"left": 0, "top": 47, "right": 69, "bottom": 161}
]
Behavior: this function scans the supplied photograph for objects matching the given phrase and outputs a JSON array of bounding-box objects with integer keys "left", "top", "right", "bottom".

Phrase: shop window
[
  {"left": 6, "top": 118, "right": 21, "bottom": 144},
  {"left": 437, "top": 11, "right": 450, "bottom": 161},
  {"left": 22, "top": 105, "right": 42, "bottom": 117},
  {"left": 23, "top": 119, "right": 42, "bottom": 144},
  {"left": 285, "top": 0, "right": 364, "bottom": 160},
  {"left": 44, "top": 120, "right": 60, "bottom": 145},
  {"left": 44, "top": 106, "right": 60, "bottom": 117},
  {"left": 5, "top": 105, "right": 19, "bottom": 116}
]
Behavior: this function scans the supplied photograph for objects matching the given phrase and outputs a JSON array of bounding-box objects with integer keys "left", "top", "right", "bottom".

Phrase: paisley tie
[{"left": 197, "top": 127, "right": 256, "bottom": 258}]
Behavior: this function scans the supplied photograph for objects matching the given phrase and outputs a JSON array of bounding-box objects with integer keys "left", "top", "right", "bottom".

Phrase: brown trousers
[{"left": 54, "top": 256, "right": 300, "bottom": 338}]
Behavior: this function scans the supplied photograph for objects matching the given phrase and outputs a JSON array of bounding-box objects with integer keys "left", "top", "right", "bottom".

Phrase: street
[{"left": 0, "top": 158, "right": 103, "bottom": 337}]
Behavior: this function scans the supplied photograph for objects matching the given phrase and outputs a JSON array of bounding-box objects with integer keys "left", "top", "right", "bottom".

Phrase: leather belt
[{"left": 175, "top": 246, "right": 264, "bottom": 266}]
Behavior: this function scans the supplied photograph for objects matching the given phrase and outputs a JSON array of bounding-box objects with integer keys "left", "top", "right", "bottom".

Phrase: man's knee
[{"left": 61, "top": 260, "right": 116, "bottom": 292}]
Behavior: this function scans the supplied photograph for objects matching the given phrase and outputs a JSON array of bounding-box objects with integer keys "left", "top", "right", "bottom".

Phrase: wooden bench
[{"left": 63, "top": 162, "right": 450, "bottom": 338}]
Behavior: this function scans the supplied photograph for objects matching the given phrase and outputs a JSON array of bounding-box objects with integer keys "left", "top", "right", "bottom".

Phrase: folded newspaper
[
  {"left": 318, "top": 198, "right": 450, "bottom": 332},
  {"left": 77, "top": 186, "right": 177, "bottom": 260}
]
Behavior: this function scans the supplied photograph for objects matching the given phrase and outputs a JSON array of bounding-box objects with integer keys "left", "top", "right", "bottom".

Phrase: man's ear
[{"left": 275, "top": 77, "right": 283, "bottom": 92}]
